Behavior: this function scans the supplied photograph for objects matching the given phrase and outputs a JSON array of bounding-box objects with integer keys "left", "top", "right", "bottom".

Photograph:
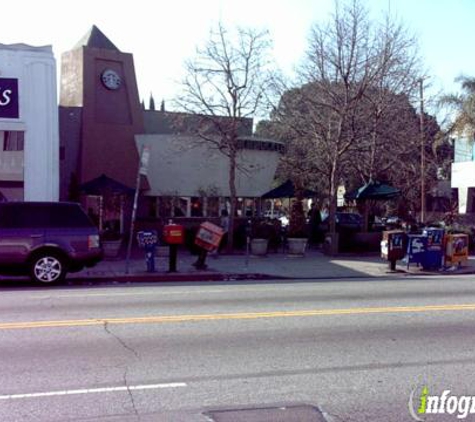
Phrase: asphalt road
[{"left": 1, "top": 276, "right": 475, "bottom": 421}]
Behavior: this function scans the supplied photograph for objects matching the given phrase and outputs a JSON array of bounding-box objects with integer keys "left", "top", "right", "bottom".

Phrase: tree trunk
[{"left": 363, "top": 200, "right": 369, "bottom": 232}]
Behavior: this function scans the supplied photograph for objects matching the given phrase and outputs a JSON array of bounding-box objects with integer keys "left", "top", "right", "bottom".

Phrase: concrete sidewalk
[{"left": 70, "top": 247, "right": 475, "bottom": 282}]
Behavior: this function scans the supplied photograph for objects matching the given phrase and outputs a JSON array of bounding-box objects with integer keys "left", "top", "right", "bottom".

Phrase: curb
[
  {"left": 396, "top": 267, "right": 475, "bottom": 276},
  {"left": 65, "top": 272, "right": 423, "bottom": 284},
  {"left": 67, "top": 266, "right": 475, "bottom": 284},
  {"left": 66, "top": 272, "right": 287, "bottom": 284}
]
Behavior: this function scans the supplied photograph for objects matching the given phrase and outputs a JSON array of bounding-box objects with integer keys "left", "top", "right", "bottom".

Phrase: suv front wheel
[{"left": 30, "top": 252, "right": 67, "bottom": 284}]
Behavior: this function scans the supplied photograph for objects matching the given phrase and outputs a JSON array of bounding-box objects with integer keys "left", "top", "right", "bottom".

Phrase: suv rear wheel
[{"left": 30, "top": 253, "right": 67, "bottom": 284}]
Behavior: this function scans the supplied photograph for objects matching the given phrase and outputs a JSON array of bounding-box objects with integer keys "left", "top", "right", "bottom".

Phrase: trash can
[
  {"left": 381, "top": 230, "right": 406, "bottom": 270},
  {"left": 420, "top": 228, "right": 444, "bottom": 270},
  {"left": 445, "top": 233, "right": 469, "bottom": 267}
]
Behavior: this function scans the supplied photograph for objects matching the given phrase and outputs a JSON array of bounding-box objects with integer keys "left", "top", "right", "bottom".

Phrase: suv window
[
  {"left": 0, "top": 203, "right": 94, "bottom": 229},
  {"left": 47, "top": 204, "right": 94, "bottom": 228},
  {"left": 0, "top": 204, "right": 50, "bottom": 228}
]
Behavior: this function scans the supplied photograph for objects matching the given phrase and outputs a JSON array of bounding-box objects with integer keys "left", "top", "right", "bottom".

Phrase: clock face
[{"left": 101, "top": 69, "right": 121, "bottom": 90}]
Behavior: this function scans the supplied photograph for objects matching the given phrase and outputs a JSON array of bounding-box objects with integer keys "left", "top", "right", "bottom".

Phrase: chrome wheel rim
[{"left": 34, "top": 257, "right": 62, "bottom": 283}]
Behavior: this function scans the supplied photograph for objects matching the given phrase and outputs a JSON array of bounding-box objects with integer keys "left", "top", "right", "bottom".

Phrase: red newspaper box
[
  {"left": 163, "top": 224, "right": 185, "bottom": 245},
  {"left": 195, "top": 222, "right": 225, "bottom": 251}
]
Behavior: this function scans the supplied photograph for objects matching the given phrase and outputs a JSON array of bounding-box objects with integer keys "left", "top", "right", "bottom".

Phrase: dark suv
[{"left": 0, "top": 202, "right": 103, "bottom": 284}]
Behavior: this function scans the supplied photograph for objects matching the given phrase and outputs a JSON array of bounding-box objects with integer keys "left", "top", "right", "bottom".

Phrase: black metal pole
[
  {"left": 193, "top": 248, "right": 208, "bottom": 270},
  {"left": 389, "top": 259, "right": 396, "bottom": 272}
]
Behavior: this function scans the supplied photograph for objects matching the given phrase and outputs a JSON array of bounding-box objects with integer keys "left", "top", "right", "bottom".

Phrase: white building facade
[
  {"left": 451, "top": 133, "right": 475, "bottom": 214},
  {"left": 0, "top": 43, "right": 59, "bottom": 201}
]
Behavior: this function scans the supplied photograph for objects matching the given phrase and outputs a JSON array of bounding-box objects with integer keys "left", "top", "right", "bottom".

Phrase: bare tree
[
  {"left": 176, "top": 23, "right": 273, "bottom": 251},
  {"left": 269, "top": 0, "right": 422, "bottom": 234}
]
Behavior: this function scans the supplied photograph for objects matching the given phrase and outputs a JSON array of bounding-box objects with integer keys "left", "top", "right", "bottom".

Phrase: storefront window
[
  {"left": 236, "top": 198, "right": 244, "bottom": 217},
  {"left": 191, "top": 197, "right": 203, "bottom": 217},
  {"left": 207, "top": 197, "right": 220, "bottom": 217},
  {"left": 244, "top": 199, "right": 255, "bottom": 217},
  {"left": 147, "top": 197, "right": 157, "bottom": 218},
  {"left": 175, "top": 197, "right": 188, "bottom": 216},
  {"left": 157, "top": 197, "right": 172, "bottom": 218},
  {"left": 1, "top": 131, "right": 24, "bottom": 151}
]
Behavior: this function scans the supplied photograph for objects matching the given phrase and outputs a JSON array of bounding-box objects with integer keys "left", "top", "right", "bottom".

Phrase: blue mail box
[
  {"left": 405, "top": 235, "right": 427, "bottom": 267},
  {"left": 421, "top": 228, "right": 444, "bottom": 270}
]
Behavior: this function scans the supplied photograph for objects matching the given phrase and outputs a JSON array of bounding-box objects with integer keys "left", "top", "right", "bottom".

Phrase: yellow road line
[{"left": 1, "top": 304, "right": 475, "bottom": 330}]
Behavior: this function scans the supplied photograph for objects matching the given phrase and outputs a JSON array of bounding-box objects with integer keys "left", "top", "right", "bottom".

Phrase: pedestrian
[{"left": 308, "top": 203, "right": 322, "bottom": 248}]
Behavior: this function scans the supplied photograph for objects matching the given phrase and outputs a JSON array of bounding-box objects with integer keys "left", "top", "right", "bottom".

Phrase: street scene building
[
  {"left": 136, "top": 111, "right": 284, "bottom": 218},
  {"left": 59, "top": 26, "right": 283, "bottom": 224},
  {"left": 59, "top": 26, "right": 144, "bottom": 196},
  {"left": 0, "top": 43, "right": 59, "bottom": 202},
  {"left": 4, "top": 3, "right": 475, "bottom": 421}
]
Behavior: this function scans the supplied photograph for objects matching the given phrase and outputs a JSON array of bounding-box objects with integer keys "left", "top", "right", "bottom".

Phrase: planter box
[
  {"left": 251, "top": 238, "right": 268, "bottom": 256},
  {"left": 287, "top": 238, "right": 307, "bottom": 256}
]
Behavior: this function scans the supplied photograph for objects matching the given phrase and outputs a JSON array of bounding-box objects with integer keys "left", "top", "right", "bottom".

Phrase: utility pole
[{"left": 419, "top": 78, "right": 425, "bottom": 225}]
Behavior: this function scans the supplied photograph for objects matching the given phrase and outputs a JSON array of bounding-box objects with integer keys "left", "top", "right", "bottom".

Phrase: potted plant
[
  {"left": 97, "top": 187, "right": 126, "bottom": 259},
  {"left": 250, "top": 220, "right": 273, "bottom": 256},
  {"left": 101, "top": 222, "right": 123, "bottom": 259},
  {"left": 287, "top": 197, "right": 308, "bottom": 255}
]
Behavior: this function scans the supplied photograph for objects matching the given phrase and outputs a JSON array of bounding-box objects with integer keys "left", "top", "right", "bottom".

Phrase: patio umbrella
[
  {"left": 345, "top": 180, "right": 400, "bottom": 201},
  {"left": 345, "top": 180, "right": 401, "bottom": 232},
  {"left": 262, "top": 180, "right": 316, "bottom": 199},
  {"left": 79, "top": 174, "right": 134, "bottom": 196}
]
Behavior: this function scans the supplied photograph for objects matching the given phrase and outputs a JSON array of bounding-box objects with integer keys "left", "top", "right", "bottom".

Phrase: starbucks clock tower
[{"left": 59, "top": 25, "right": 144, "bottom": 190}]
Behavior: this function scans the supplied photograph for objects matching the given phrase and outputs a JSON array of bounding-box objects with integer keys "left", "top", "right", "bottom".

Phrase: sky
[{"left": 2, "top": 0, "right": 475, "bottom": 114}]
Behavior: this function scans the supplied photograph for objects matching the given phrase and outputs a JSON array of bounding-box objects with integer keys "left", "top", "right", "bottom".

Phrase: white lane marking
[
  {"left": 0, "top": 382, "right": 187, "bottom": 400},
  {"left": 21, "top": 276, "right": 474, "bottom": 300}
]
